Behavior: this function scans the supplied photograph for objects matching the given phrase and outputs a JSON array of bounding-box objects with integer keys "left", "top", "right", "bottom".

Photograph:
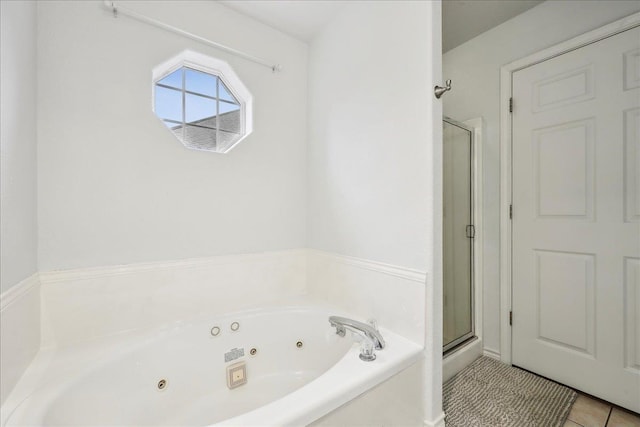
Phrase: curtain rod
[{"left": 103, "top": 1, "right": 283, "bottom": 73}]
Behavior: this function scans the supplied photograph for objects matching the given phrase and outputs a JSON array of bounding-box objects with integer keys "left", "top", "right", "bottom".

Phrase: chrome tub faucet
[{"left": 328, "top": 316, "right": 385, "bottom": 361}]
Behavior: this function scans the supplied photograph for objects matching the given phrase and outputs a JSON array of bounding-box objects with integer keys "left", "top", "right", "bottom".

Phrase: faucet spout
[{"left": 328, "top": 316, "right": 385, "bottom": 350}]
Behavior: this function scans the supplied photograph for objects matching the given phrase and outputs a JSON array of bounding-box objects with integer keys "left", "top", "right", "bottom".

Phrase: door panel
[
  {"left": 624, "top": 257, "right": 640, "bottom": 372},
  {"left": 623, "top": 48, "right": 640, "bottom": 90},
  {"left": 532, "top": 64, "right": 594, "bottom": 112},
  {"left": 534, "top": 119, "right": 594, "bottom": 218},
  {"left": 536, "top": 250, "right": 595, "bottom": 355},
  {"left": 512, "top": 26, "right": 640, "bottom": 412},
  {"left": 625, "top": 107, "right": 640, "bottom": 222}
]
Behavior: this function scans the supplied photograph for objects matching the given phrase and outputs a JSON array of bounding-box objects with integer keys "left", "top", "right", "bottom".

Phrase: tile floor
[{"left": 565, "top": 394, "right": 640, "bottom": 427}]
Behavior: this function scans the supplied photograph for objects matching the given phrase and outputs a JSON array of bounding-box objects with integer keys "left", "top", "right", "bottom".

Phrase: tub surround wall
[
  {"left": 37, "top": 0, "right": 308, "bottom": 272},
  {"left": 309, "top": 361, "right": 424, "bottom": 427},
  {"left": 39, "top": 250, "right": 306, "bottom": 348},
  {"left": 0, "top": 0, "right": 40, "bottom": 406},
  {"left": 443, "top": 0, "right": 640, "bottom": 359},
  {"left": 0, "top": 275, "right": 40, "bottom": 406},
  {"left": 36, "top": 249, "right": 426, "bottom": 350},
  {"left": 306, "top": 250, "right": 426, "bottom": 345}
]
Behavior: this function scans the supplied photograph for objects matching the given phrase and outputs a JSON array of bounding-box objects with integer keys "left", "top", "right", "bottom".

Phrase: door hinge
[
  {"left": 509, "top": 97, "right": 513, "bottom": 113},
  {"left": 509, "top": 311, "right": 513, "bottom": 326},
  {"left": 465, "top": 224, "right": 476, "bottom": 239},
  {"left": 509, "top": 204, "right": 513, "bottom": 220}
]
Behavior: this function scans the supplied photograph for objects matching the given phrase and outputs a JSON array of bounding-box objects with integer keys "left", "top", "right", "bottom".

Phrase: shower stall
[{"left": 443, "top": 117, "right": 475, "bottom": 353}]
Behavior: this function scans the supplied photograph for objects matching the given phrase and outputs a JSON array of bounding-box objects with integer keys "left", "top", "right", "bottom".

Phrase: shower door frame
[{"left": 443, "top": 116, "right": 480, "bottom": 353}]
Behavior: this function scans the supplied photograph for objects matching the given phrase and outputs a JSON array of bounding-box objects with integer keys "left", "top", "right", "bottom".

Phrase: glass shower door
[{"left": 443, "top": 118, "right": 474, "bottom": 352}]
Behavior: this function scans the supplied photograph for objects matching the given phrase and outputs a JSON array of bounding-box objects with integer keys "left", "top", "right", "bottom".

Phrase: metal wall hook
[{"left": 434, "top": 79, "right": 452, "bottom": 99}]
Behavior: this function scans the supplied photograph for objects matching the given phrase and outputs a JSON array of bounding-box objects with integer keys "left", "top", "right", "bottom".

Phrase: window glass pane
[
  {"left": 158, "top": 68, "right": 182, "bottom": 89},
  {"left": 219, "top": 80, "right": 238, "bottom": 103},
  {"left": 185, "top": 93, "right": 216, "bottom": 126},
  {"left": 155, "top": 86, "right": 182, "bottom": 122},
  {"left": 184, "top": 125, "right": 217, "bottom": 151},
  {"left": 218, "top": 109, "right": 241, "bottom": 133},
  {"left": 185, "top": 68, "right": 217, "bottom": 97},
  {"left": 218, "top": 130, "right": 241, "bottom": 152},
  {"left": 219, "top": 101, "right": 240, "bottom": 114}
]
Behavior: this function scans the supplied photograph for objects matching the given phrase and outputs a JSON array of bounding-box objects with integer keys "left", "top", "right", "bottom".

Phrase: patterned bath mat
[{"left": 443, "top": 356, "right": 577, "bottom": 427}]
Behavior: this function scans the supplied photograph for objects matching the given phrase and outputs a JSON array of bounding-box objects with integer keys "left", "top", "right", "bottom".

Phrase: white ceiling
[
  {"left": 219, "top": 1, "right": 345, "bottom": 42},
  {"left": 443, "top": 0, "right": 544, "bottom": 52},
  {"left": 219, "top": 0, "right": 545, "bottom": 49}
]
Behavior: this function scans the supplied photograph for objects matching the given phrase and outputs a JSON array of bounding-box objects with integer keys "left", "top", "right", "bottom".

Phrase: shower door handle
[{"left": 465, "top": 225, "right": 475, "bottom": 239}]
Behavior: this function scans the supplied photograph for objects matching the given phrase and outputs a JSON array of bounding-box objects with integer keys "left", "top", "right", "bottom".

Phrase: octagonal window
[{"left": 153, "top": 51, "right": 253, "bottom": 153}]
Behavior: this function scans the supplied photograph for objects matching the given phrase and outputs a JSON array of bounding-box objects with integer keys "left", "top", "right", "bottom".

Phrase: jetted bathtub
[{"left": 2, "top": 306, "right": 422, "bottom": 426}]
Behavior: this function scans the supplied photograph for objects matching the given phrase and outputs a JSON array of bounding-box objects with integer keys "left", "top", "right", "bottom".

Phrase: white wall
[
  {"left": 443, "top": 0, "right": 640, "bottom": 357},
  {"left": 307, "top": 2, "right": 442, "bottom": 424},
  {"left": 307, "top": 1, "right": 431, "bottom": 271},
  {"left": 0, "top": 0, "right": 40, "bottom": 405},
  {"left": 37, "top": 1, "right": 308, "bottom": 272},
  {"left": 1, "top": 1, "right": 38, "bottom": 293}
]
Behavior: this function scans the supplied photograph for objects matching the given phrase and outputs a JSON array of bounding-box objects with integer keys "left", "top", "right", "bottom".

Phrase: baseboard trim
[
  {"left": 424, "top": 412, "right": 446, "bottom": 427},
  {"left": 308, "top": 249, "right": 427, "bottom": 283},
  {"left": 38, "top": 249, "right": 306, "bottom": 285},
  {"left": 0, "top": 273, "right": 39, "bottom": 312},
  {"left": 483, "top": 348, "right": 501, "bottom": 360}
]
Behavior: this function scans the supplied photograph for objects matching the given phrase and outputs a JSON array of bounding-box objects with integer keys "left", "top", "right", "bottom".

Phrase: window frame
[{"left": 152, "top": 50, "right": 253, "bottom": 153}]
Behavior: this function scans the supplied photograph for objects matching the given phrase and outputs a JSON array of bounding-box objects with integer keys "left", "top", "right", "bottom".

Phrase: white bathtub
[{"left": 2, "top": 306, "right": 422, "bottom": 426}]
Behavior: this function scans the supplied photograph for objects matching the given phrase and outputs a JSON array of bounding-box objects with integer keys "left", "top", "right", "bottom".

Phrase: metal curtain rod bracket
[{"left": 102, "top": 1, "right": 282, "bottom": 73}]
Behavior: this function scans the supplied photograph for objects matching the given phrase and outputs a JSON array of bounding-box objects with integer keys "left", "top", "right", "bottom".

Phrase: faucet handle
[
  {"left": 359, "top": 338, "right": 377, "bottom": 362},
  {"left": 367, "top": 319, "right": 378, "bottom": 331}
]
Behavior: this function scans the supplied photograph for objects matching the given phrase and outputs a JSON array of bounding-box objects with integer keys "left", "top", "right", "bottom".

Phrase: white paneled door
[{"left": 512, "top": 26, "right": 640, "bottom": 412}]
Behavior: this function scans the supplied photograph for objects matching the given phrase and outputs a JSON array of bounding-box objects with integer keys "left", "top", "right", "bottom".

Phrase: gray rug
[{"left": 443, "top": 356, "right": 577, "bottom": 427}]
